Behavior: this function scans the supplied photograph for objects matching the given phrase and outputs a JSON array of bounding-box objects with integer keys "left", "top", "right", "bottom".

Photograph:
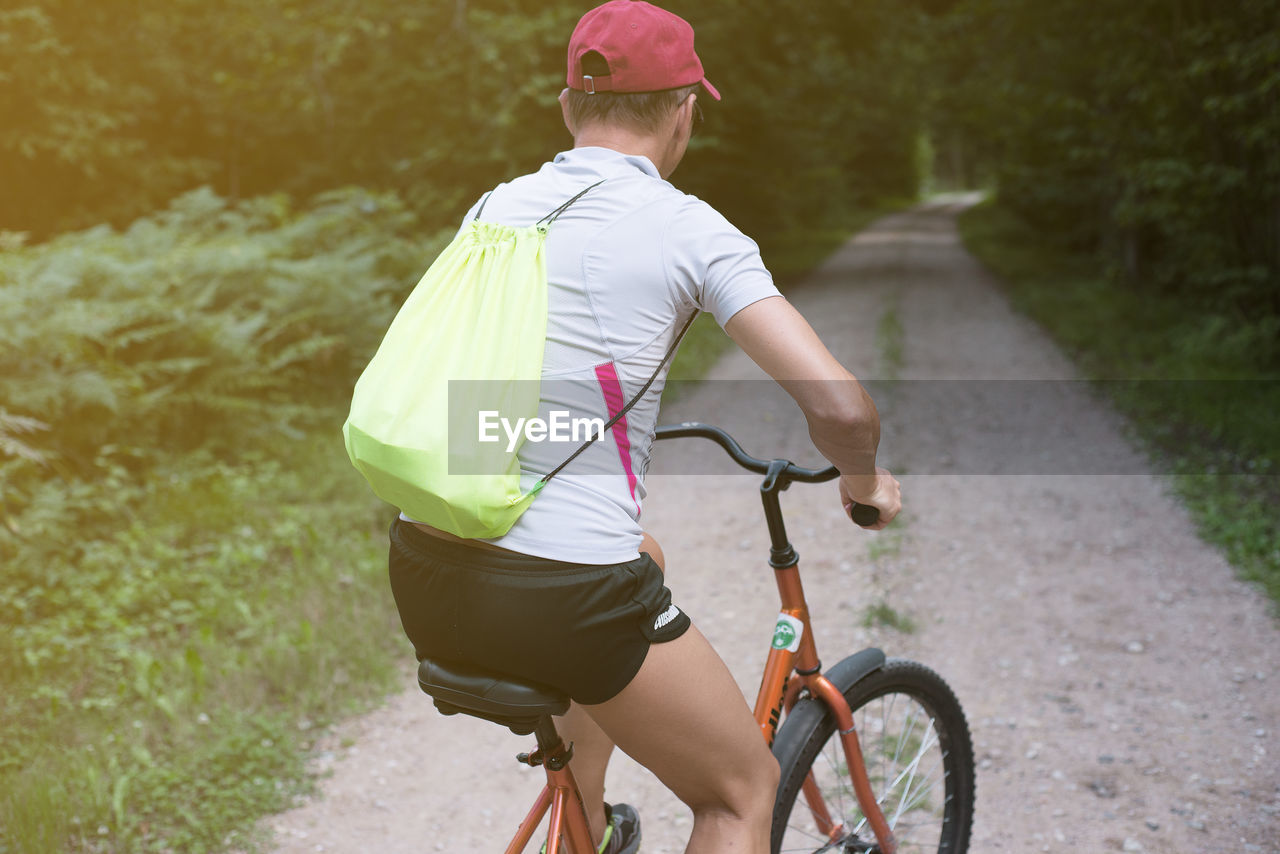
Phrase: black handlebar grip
[{"left": 848, "top": 502, "right": 881, "bottom": 527}]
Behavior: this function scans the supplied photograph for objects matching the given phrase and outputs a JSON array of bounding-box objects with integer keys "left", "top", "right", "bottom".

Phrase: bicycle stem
[{"left": 761, "top": 459, "right": 800, "bottom": 568}]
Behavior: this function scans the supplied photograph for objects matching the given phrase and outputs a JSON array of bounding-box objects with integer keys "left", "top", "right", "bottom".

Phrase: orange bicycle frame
[
  {"left": 504, "top": 735, "right": 596, "bottom": 854},
  {"left": 752, "top": 458, "right": 897, "bottom": 853}
]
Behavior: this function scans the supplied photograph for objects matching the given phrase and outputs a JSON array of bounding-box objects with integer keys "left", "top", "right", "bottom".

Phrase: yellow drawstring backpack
[{"left": 344, "top": 181, "right": 693, "bottom": 539}]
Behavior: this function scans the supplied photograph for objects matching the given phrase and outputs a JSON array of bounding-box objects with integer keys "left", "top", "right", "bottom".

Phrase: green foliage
[
  {"left": 0, "top": 408, "right": 50, "bottom": 466},
  {"left": 959, "top": 200, "right": 1280, "bottom": 606},
  {"left": 0, "top": 439, "right": 409, "bottom": 851},
  {"left": 931, "top": 0, "right": 1280, "bottom": 356},
  {"left": 1178, "top": 471, "right": 1280, "bottom": 603},
  {"left": 3, "top": 1, "right": 925, "bottom": 260},
  {"left": 0, "top": 5, "right": 189, "bottom": 237},
  {"left": 672, "top": 0, "right": 928, "bottom": 239},
  {"left": 0, "top": 0, "right": 579, "bottom": 237},
  {"left": 0, "top": 190, "right": 439, "bottom": 852},
  {"left": 0, "top": 186, "right": 440, "bottom": 488}
]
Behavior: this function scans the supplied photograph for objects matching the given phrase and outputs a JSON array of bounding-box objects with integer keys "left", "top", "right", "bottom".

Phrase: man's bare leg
[
  {"left": 553, "top": 531, "right": 668, "bottom": 846},
  {"left": 554, "top": 703, "right": 614, "bottom": 845},
  {"left": 584, "top": 624, "right": 777, "bottom": 853}
]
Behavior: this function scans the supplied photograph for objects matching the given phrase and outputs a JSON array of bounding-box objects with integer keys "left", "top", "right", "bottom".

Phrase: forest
[{"left": 1, "top": 0, "right": 1276, "bottom": 850}]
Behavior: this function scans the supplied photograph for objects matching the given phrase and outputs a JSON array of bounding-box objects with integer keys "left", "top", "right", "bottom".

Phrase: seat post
[
  {"left": 518, "top": 715, "right": 577, "bottom": 774},
  {"left": 534, "top": 716, "right": 564, "bottom": 756},
  {"left": 519, "top": 715, "right": 575, "bottom": 775}
]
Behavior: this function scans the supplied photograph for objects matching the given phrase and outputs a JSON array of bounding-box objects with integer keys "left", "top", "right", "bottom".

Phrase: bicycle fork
[{"left": 755, "top": 462, "right": 897, "bottom": 853}]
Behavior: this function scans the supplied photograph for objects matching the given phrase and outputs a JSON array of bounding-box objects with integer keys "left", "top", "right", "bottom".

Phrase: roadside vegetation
[
  {"left": 932, "top": 0, "right": 1278, "bottom": 607},
  {"left": 959, "top": 202, "right": 1280, "bottom": 605},
  {"left": 0, "top": 190, "right": 448, "bottom": 852}
]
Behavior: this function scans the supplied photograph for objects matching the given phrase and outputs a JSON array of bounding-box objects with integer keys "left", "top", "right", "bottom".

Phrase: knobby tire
[{"left": 770, "top": 658, "right": 975, "bottom": 853}]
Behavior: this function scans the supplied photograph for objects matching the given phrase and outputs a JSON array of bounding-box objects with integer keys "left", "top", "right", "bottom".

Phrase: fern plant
[
  {"left": 0, "top": 409, "right": 49, "bottom": 465},
  {"left": 0, "top": 186, "right": 446, "bottom": 482}
]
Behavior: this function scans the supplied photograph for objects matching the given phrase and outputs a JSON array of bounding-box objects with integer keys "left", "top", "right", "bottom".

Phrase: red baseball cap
[{"left": 566, "top": 0, "right": 721, "bottom": 100}]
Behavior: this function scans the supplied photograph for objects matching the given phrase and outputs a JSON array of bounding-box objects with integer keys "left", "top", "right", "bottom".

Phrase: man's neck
[{"left": 573, "top": 128, "right": 678, "bottom": 179}]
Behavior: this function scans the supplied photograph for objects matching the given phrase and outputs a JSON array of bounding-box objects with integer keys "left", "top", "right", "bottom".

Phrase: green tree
[
  {"left": 931, "top": 0, "right": 1280, "bottom": 361},
  {"left": 2, "top": 0, "right": 928, "bottom": 242}
]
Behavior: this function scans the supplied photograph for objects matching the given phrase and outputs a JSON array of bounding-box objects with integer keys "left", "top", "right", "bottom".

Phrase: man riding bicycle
[{"left": 385, "top": 3, "right": 900, "bottom": 852}]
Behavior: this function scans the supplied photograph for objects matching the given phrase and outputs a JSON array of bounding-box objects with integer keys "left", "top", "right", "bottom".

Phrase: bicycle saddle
[{"left": 417, "top": 657, "right": 570, "bottom": 735}]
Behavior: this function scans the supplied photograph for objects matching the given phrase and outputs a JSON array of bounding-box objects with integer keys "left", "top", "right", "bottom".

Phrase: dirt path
[{"left": 264, "top": 199, "right": 1278, "bottom": 853}]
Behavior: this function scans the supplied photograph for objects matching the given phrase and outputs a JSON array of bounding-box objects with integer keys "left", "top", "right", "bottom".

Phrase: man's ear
[
  {"left": 677, "top": 92, "right": 697, "bottom": 136},
  {"left": 559, "top": 89, "right": 576, "bottom": 136}
]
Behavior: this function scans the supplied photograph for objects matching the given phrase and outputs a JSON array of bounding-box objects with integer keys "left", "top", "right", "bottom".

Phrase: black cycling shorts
[{"left": 387, "top": 518, "right": 693, "bottom": 705}]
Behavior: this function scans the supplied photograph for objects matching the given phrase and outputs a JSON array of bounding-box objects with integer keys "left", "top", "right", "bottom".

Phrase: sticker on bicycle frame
[{"left": 771, "top": 614, "right": 804, "bottom": 652}]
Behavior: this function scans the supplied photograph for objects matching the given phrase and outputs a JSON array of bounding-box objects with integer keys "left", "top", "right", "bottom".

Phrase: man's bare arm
[{"left": 723, "top": 295, "right": 900, "bottom": 528}]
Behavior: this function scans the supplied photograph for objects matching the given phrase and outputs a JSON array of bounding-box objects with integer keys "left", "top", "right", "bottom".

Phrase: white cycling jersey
[{"left": 404, "top": 146, "right": 780, "bottom": 563}]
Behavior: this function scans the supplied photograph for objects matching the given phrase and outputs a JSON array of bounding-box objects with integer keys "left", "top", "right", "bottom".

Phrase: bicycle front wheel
[{"left": 771, "top": 658, "right": 975, "bottom": 853}]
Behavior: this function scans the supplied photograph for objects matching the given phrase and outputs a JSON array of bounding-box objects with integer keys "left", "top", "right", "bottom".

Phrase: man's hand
[{"left": 839, "top": 467, "right": 900, "bottom": 531}]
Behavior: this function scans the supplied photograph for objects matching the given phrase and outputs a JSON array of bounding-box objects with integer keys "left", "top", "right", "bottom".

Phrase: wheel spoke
[
  {"left": 887, "top": 717, "right": 938, "bottom": 827},
  {"left": 771, "top": 661, "right": 974, "bottom": 854}
]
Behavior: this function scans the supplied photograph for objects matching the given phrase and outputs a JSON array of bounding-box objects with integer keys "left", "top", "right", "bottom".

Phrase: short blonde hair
[{"left": 564, "top": 84, "right": 698, "bottom": 134}]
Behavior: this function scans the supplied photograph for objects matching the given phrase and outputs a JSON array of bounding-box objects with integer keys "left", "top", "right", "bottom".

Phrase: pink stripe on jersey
[{"left": 594, "top": 362, "right": 640, "bottom": 512}]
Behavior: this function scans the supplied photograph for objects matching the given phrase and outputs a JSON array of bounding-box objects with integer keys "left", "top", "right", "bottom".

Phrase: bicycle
[{"left": 416, "top": 421, "right": 976, "bottom": 853}]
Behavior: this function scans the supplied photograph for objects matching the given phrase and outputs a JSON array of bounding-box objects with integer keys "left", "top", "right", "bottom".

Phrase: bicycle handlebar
[{"left": 654, "top": 422, "right": 881, "bottom": 526}]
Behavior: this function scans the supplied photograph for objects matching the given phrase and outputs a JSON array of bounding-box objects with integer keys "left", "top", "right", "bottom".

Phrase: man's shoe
[
  {"left": 599, "top": 802, "right": 640, "bottom": 854},
  {"left": 541, "top": 802, "right": 640, "bottom": 854}
]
